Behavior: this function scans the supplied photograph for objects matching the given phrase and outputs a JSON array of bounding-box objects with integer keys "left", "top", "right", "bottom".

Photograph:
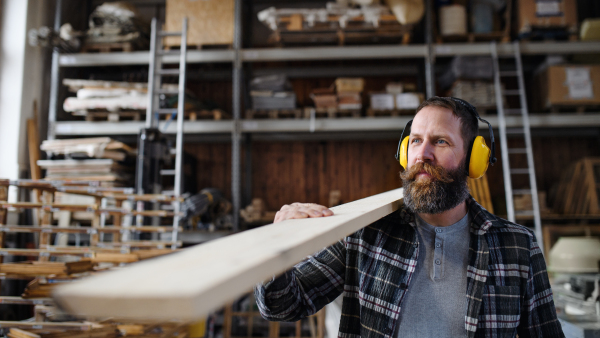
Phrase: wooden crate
[{"left": 165, "top": 0, "right": 234, "bottom": 48}]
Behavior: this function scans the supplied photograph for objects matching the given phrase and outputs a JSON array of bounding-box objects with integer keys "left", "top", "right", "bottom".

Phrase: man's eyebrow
[{"left": 410, "top": 132, "right": 454, "bottom": 140}]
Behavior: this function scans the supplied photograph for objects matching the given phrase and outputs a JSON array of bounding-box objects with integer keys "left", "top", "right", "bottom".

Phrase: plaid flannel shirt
[{"left": 254, "top": 196, "right": 564, "bottom": 338}]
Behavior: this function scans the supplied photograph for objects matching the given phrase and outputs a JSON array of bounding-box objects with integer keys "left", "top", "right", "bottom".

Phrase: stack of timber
[
  {"left": 62, "top": 79, "right": 150, "bottom": 122},
  {"left": 0, "top": 179, "right": 194, "bottom": 337},
  {"left": 552, "top": 157, "right": 600, "bottom": 215},
  {"left": 39, "top": 137, "right": 135, "bottom": 186},
  {"left": 239, "top": 198, "right": 277, "bottom": 224},
  {"left": 258, "top": 3, "right": 413, "bottom": 46}
]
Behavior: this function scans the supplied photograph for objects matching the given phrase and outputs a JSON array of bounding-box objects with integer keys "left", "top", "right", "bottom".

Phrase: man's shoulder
[{"left": 475, "top": 205, "right": 538, "bottom": 250}]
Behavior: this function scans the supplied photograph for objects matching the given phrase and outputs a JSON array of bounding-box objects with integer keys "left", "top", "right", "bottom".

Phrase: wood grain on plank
[{"left": 53, "top": 188, "right": 403, "bottom": 321}]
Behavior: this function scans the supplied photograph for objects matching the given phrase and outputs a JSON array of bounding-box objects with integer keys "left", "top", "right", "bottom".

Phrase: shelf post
[{"left": 231, "top": 0, "right": 243, "bottom": 232}]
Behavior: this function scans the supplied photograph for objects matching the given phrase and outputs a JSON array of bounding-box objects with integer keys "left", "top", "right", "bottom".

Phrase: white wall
[{"left": 0, "top": 0, "right": 51, "bottom": 201}]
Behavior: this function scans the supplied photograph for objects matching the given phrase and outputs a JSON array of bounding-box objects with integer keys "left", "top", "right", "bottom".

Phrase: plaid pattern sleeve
[
  {"left": 254, "top": 239, "right": 347, "bottom": 322},
  {"left": 517, "top": 232, "right": 564, "bottom": 337}
]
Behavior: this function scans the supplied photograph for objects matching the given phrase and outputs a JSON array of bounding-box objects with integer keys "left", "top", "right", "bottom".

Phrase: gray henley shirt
[{"left": 395, "top": 212, "right": 471, "bottom": 338}]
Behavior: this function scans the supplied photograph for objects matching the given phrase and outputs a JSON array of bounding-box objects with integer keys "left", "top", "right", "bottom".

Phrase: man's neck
[{"left": 417, "top": 200, "right": 468, "bottom": 227}]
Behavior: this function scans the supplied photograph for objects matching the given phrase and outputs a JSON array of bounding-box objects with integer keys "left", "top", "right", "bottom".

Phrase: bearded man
[{"left": 254, "top": 97, "right": 563, "bottom": 338}]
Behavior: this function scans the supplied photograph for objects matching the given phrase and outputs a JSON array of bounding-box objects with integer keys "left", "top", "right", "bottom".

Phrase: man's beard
[{"left": 400, "top": 162, "right": 470, "bottom": 214}]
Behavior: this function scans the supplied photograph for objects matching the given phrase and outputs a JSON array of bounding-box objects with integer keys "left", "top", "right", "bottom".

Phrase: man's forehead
[{"left": 411, "top": 106, "right": 462, "bottom": 135}]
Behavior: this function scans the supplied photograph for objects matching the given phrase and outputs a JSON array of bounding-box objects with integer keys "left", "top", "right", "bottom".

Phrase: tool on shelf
[{"left": 491, "top": 41, "right": 543, "bottom": 252}]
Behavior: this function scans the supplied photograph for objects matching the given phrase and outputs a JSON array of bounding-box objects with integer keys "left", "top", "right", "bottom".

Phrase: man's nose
[{"left": 414, "top": 142, "right": 434, "bottom": 163}]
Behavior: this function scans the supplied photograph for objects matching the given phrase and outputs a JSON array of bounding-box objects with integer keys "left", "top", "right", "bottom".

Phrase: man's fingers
[{"left": 274, "top": 203, "right": 334, "bottom": 223}]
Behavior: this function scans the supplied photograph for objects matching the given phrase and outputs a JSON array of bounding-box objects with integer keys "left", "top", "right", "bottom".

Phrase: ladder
[
  {"left": 144, "top": 17, "right": 188, "bottom": 248},
  {"left": 491, "top": 41, "right": 543, "bottom": 253}
]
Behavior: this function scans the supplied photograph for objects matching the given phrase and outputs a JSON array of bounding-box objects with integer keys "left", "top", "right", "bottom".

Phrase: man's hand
[{"left": 274, "top": 203, "right": 334, "bottom": 223}]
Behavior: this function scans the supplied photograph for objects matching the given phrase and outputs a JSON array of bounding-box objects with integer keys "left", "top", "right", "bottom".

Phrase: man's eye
[
  {"left": 437, "top": 140, "right": 447, "bottom": 144},
  {"left": 411, "top": 139, "right": 420, "bottom": 144}
]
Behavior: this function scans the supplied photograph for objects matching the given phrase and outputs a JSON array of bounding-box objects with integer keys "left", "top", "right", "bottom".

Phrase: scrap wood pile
[
  {"left": 258, "top": 1, "right": 424, "bottom": 46},
  {"left": 39, "top": 137, "right": 135, "bottom": 186},
  {"left": 0, "top": 179, "right": 193, "bottom": 337},
  {"left": 552, "top": 157, "right": 600, "bottom": 215},
  {"left": 6, "top": 322, "right": 189, "bottom": 338}
]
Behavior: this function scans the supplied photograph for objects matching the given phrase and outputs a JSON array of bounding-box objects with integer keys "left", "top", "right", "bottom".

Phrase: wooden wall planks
[
  {"left": 183, "top": 135, "right": 599, "bottom": 214},
  {"left": 251, "top": 140, "right": 401, "bottom": 210}
]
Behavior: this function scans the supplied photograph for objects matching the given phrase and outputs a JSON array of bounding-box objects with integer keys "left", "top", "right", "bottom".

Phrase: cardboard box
[
  {"left": 534, "top": 65, "right": 600, "bottom": 110},
  {"left": 165, "top": 0, "right": 234, "bottom": 47},
  {"left": 370, "top": 93, "right": 396, "bottom": 110},
  {"left": 517, "top": 0, "right": 577, "bottom": 33},
  {"left": 396, "top": 93, "right": 424, "bottom": 109},
  {"left": 312, "top": 94, "right": 337, "bottom": 109},
  {"left": 335, "top": 78, "right": 365, "bottom": 93},
  {"left": 338, "top": 92, "right": 362, "bottom": 110}
]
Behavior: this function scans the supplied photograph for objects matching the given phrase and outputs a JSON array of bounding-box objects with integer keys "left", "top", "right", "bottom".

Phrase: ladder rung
[
  {"left": 513, "top": 189, "right": 532, "bottom": 195},
  {"left": 505, "top": 128, "right": 525, "bottom": 134},
  {"left": 500, "top": 71, "right": 519, "bottom": 77},
  {"left": 515, "top": 210, "right": 534, "bottom": 217},
  {"left": 155, "top": 89, "right": 179, "bottom": 95},
  {"left": 503, "top": 109, "right": 522, "bottom": 115},
  {"left": 156, "top": 69, "right": 181, "bottom": 76},
  {"left": 510, "top": 168, "right": 530, "bottom": 175},
  {"left": 508, "top": 148, "right": 527, "bottom": 154},
  {"left": 503, "top": 90, "right": 521, "bottom": 96},
  {"left": 157, "top": 108, "right": 178, "bottom": 115},
  {"left": 158, "top": 31, "right": 182, "bottom": 37},
  {"left": 160, "top": 170, "right": 176, "bottom": 176}
]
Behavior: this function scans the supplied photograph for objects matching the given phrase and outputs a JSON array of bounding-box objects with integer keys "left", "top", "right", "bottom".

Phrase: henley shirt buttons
[
  {"left": 435, "top": 243, "right": 441, "bottom": 248},
  {"left": 435, "top": 228, "right": 443, "bottom": 233},
  {"left": 435, "top": 259, "right": 441, "bottom": 265}
]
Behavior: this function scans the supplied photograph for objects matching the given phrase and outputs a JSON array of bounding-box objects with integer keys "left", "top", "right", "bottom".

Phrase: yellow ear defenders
[{"left": 394, "top": 97, "right": 497, "bottom": 179}]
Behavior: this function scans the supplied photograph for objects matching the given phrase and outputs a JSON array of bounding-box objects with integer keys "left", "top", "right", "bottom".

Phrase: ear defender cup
[
  {"left": 399, "top": 136, "right": 410, "bottom": 169},
  {"left": 468, "top": 136, "right": 491, "bottom": 179}
]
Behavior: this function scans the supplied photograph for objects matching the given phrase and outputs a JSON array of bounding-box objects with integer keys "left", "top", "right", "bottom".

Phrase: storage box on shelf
[
  {"left": 367, "top": 81, "right": 423, "bottom": 117},
  {"left": 165, "top": 0, "right": 234, "bottom": 49},
  {"left": 436, "top": 1, "right": 511, "bottom": 43},
  {"left": 517, "top": 0, "right": 578, "bottom": 40},
  {"left": 533, "top": 64, "right": 600, "bottom": 113}
]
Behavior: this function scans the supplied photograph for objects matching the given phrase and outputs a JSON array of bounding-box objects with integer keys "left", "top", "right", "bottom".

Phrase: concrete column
[{"left": 0, "top": 0, "right": 51, "bottom": 201}]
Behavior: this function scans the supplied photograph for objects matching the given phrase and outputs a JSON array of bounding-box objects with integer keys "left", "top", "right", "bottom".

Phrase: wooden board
[
  {"left": 53, "top": 188, "right": 404, "bottom": 321},
  {"left": 165, "top": 0, "right": 234, "bottom": 47}
]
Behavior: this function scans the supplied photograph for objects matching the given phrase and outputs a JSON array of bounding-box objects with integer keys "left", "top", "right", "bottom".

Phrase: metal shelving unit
[
  {"left": 53, "top": 113, "right": 600, "bottom": 136},
  {"left": 47, "top": 0, "right": 600, "bottom": 229}
]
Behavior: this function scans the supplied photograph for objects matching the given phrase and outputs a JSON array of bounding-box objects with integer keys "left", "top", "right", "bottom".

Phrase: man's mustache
[{"left": 400, "top": 162, "right": 454, "bottom": 184}]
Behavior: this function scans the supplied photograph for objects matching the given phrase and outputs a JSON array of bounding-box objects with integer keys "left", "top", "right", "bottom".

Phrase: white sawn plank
[{"left": 53, "top": 188, "right": 403, "bottom": 321}]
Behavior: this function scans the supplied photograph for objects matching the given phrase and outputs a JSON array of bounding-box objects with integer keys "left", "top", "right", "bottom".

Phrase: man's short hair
[{"left": 415, "top": 96, "right": 478, "bottom": 152}]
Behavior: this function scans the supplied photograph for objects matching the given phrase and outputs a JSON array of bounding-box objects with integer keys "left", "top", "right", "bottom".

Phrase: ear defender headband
[{"left": 394, "top": 97, "right": 497, "bottom": 179}]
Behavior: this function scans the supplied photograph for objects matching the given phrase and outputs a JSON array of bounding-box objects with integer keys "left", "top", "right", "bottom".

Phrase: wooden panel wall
[
  {"left": 184, "top": 143, "right": 232, "bottom": 199},
  {"left": 251, "top": 140, "right": 401, "bottom": 210},
  {"left": 184, "top": 135, "right": 599, "bottom": 214}
]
